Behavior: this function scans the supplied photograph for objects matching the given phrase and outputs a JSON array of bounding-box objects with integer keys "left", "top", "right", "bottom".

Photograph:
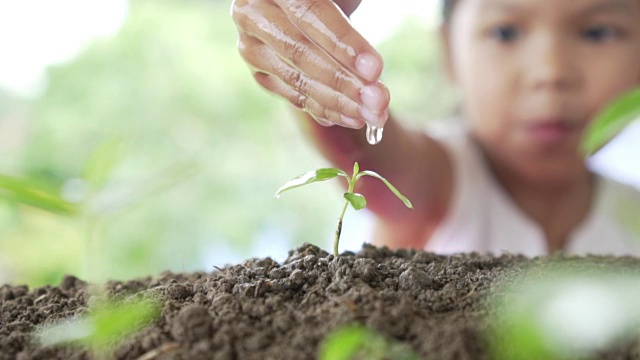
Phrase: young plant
[{"left": 275, "top": 162, "right": 412, "bottom": 257}]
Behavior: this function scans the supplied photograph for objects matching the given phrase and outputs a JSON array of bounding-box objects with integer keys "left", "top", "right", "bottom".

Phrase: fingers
[
  {"left": 232, "top": 0, "right": 390, "bottom": 128},
  {"left": 273, "top": 0, "right": 383, "bottom": 82},
  {"left": 254, "top": 72, "right": 360, "bottom": 128},
  {"left": 240, "top": 33, "right": 380, "bottom": 128}
]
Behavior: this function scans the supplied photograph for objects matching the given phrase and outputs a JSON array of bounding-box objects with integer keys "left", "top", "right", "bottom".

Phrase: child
[{"left": 231, "top": 0, "right": 640, "bottom": 256}]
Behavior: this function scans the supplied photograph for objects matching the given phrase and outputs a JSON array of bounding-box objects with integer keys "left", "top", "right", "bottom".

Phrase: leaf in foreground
[
  {"left": 319, "top": 325, "right": 419, "bottom": 360},
  {"left": 37, "top": 299, "right": 160, "bottom": 353},
  {"left": 0, "top": 174, "right": 78, "bottom": 215},
  {"left": 582, "top": 86, "right": 640, "bottom": 155}
]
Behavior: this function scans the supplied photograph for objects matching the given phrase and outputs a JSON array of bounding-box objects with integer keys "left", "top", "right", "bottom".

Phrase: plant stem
[{"left": 334, "top": 199, "right": 350, "bottom": 257}]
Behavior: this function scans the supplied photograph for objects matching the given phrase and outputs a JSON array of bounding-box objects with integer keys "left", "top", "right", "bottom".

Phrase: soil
[{"left": 1, "top": 243, "right": 640, "bottom": 360}]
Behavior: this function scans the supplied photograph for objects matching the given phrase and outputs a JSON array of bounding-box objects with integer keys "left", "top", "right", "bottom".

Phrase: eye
[
  {"left": 582, "top": 26, "right": 619, "bottom": 42},
  {"left": 489, "top": 25, "right": 521, "bottom": 43}
]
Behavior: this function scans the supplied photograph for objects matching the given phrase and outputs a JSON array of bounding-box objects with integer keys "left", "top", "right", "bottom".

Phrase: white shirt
[{"left": 424, "top": 122, "right": 640, "bottom": 257}]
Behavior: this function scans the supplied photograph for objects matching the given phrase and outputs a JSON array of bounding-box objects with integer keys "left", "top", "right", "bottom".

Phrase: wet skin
[
  {"left": 231, "top": 0, "right": 640, "bottom": 252},
  {"left": 231, "top": 0, "right": 389, "bottom": 128}
]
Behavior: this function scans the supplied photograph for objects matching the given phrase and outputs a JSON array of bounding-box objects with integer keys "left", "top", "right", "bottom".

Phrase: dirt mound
[{"left": 1, "top": 243, "right": 638, "bottom": 359}]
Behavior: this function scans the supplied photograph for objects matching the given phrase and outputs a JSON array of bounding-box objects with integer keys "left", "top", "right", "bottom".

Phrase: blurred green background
[{"left": 0, "top": 0, "right": 457, "bottom": 286}]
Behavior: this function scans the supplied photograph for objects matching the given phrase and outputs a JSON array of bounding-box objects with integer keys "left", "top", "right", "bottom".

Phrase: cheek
[
  {"left": 583, "top": 53, "right": 640, "bottom": 121},
  {"left": 456, "top": 47, "right": 514, "bottom": 135}
]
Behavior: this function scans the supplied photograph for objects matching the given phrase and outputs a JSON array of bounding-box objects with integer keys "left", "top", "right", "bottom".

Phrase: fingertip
[
  {"left": 340, "top": 114, "right": 365, "bottom": 129},
  {"left": 360, "top": 82, "right": 390, "bottom": 114},
  {"left": 376, "top": 109, "right": 390, "bottom": 128},
  {"left": 359, "top": 106, "right": 388, "bottom": 128},
  {"left": 355, "top": 52, "right": 383, "bottom": 83}
]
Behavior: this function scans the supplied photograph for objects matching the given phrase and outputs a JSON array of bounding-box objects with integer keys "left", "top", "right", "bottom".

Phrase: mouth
[{"left": 524, "top": 118, "right": 581, "bottom": 145}]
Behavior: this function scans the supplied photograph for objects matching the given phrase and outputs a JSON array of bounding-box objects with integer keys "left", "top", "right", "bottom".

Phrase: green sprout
[
  {"left": 276, "top": 162, "right": 412, "bottom": 257},
  {"left": 36, "top": 298, "right": 160, "bottom": 359},
  {"left": 582, "top": 86, "right": 640, "bottom": 155}
]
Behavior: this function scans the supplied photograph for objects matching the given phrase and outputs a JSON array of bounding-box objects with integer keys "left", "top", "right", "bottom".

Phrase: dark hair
[{"left": 442, "top": 0, "right": 459, "bottom": 22}]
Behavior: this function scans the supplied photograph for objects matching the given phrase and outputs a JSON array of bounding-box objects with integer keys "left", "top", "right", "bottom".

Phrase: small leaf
[
  {"left": 319, "top": 325, "right": 373, "bottom": 360},
  {"left": 0, "top": 174, "right": 78, "bottom": 215},
  {"left": 356, "top": 171, "right": 413, "bottom": 209},
  {"left": 275, "top": 168, "right": 348, "bottom": 198},
  {"left": 582, "top": 87, "right": 640, "bottom": 155},
  {"left": 352, "top": 162, "right": 360, "bottom": 177},
  {"left": 344, "top": 192, "right": 366, "bottom": 210}
]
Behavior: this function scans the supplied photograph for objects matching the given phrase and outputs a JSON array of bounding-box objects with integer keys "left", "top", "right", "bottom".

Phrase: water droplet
[{"left": 366, "top": 124, "right": 383, "bottom": 145}]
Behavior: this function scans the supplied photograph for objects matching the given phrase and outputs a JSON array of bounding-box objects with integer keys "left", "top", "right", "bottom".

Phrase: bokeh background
[{"left": 0, "top": 0, "right": 638, "bottom": 287}]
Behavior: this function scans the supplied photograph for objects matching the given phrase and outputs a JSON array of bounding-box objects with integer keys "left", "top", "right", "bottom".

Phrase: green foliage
[
  {"left": 0, "top": 174, "right": 77, "bottom": 215},
  {"left": 275, "top": 168, "right": 348, "bottom": 197},
  {"left": 490, "top": 267, "right": 640, "bottom": 360},
  {"left": 276, "top": 162, "right": 412, "bottom": 256},
  {"left": 343, "top": 193, "right": 366, "bottom": 210},
  {"left": 37, "top": 298, "right": 160, "bottom": 357},
  {"left": 582, "top": 86, "right": 640, "bottom": 155},
  {"left": 319, "top": 325, "right": 419, "bottom": 360}
]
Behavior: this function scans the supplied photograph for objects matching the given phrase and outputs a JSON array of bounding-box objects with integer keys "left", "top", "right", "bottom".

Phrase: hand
[{"left": 231, "top": 0, "right": 390, "bottom": 129}]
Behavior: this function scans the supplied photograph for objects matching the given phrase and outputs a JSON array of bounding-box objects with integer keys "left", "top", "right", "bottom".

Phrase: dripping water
[{"left": 366, "top": 124, "right": 383, "bottom": 145}]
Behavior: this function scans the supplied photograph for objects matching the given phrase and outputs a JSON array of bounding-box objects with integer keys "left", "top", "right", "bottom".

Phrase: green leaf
[
  {"left": 319, "top": 325, "right": 420, "bottom": 360},
  {"left": 352, "top": 162, "right": 360, "bottom": 176},
  {"left": 319, "top": 325, "right": 373, "bottom": 360},
  {"left": 36, "top": 299, "right": 160, "bottom": 353},
  {"left": 90, "top": 300, "right": 160, "bottom": 351},
  {"left": 275, "top": 168, "right": 348, "bottom": 198},
  {"left": 582, "top": 87, "right": 640, "bottom": 155},
  {"left": 0, "top": 174, "right": 78, "bottom": 215},
  {"left": 83, "top": 137, "right": 128, "bottom": 188},
  {"left": 344, "top": 193, "right": 366, "bottom": 210},
  {"left": 356, "top": 171, "right": 413, "bottom": 209}
]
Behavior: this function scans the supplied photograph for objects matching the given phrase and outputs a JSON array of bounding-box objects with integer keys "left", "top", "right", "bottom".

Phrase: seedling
[{"left": 276, "top": 162, "right": 412, "bottom": 257}]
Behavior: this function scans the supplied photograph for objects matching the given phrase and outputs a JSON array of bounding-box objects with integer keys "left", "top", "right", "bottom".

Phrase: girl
[{"left": 231, "top": 0, "right": 640, "bottom": 256}]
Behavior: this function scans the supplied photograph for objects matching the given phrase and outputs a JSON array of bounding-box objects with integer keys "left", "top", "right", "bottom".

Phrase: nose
[{"left": 524, "top": 32, "right": 580, "bottom": 92}]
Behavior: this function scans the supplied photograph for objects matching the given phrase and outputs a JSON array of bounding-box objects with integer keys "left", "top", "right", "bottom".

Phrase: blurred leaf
[
  {"left": 275, "top": 168, "right": 348, "bottom": 198},
  {"left": 90, "top": 299, "right": 160, "bottom": 351},
  {"left": 344, "top": 192, "right": 366, "bottom": 210},
  {"left": 0, "top": 174, "right": 78, "bottom": 215},
  {"left": 491, "top": 268, "right": 640, "bottom": 360},
  {"left": 83, "top": 137, "right": 129, "bottom": 188},
  {"left": 319, "top": 325, "right": 419, "bottom": 360},
  {"left": 37, "top": 298, "right": 160, "bottom": 353},
  {"left": 356, "top": 171, "right": 413, "bottom": 209},
  {"left": 582, "top": 87, "right": 640, "bottom": 155},
  {"left": 319, "top": 325, "right": 373, "bottom": 360}
]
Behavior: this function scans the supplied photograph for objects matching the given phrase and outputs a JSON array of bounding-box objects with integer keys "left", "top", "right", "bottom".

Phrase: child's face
[{"left": 445, "top": 0, "right": 640, "bottom": 181}]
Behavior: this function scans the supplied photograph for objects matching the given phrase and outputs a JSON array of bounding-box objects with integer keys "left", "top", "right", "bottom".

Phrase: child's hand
[{"left": 231, "top": 0, "right": 390, "bottom": 129}]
